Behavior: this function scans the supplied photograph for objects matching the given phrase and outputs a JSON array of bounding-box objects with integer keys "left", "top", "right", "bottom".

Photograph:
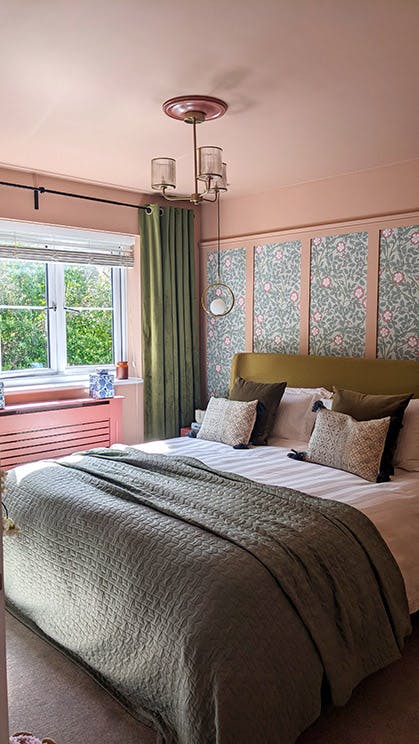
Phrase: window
[
  {"left": 0, "top": 259, "right": 126, "bottom": 377},
  {"left": 0, "top": 221, "right": 133, "bottom": 381}
]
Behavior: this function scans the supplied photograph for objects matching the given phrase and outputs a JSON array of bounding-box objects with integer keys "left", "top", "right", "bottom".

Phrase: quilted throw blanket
[{"left": 4, "top": 448, "right": 411, "bottom": 744}]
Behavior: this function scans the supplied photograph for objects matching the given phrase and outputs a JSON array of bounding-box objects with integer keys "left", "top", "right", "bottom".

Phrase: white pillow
[
  {"left": 394, "top": 398, "right": 419, "bottom": 471},
  {"left": 197, "top": 397, "right": 258, "bottom": 447},
  {"left": 269, "top": 387, "right": 333, "bottom": 444}
]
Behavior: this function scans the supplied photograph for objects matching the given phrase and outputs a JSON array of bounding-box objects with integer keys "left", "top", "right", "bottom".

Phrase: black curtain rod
[{"left": 0, "top": 179, "right": 152, "bottom": 212}]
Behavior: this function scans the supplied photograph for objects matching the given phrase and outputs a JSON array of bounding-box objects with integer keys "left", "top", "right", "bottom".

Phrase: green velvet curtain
[{"left": 139, "top": 204, "right": 201, "bottom": 440}]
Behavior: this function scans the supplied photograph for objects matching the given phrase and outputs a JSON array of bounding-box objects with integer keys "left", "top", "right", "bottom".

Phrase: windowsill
[{"left": 3, "top": 375, "right": 143, "bottom": 394}]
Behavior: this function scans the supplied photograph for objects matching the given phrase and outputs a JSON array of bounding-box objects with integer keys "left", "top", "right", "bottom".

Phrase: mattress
[{"left": 135, "top": 436, "right": 419, "bottom": 613}]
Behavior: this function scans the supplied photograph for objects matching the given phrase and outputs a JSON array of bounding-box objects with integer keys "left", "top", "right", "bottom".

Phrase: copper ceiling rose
[{"left": 162, "top": 95, "right": 228, "bottom": 123}]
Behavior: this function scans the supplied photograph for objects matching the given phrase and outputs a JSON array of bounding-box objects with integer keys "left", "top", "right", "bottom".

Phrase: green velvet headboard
[{"left": 230, "top": 353, "right": 419, "bottom": 398}]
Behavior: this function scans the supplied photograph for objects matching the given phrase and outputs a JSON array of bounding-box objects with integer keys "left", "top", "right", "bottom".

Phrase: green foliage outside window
[
  {"left": 0, "top": 261, "right": 48, "bottom": 370},
  {"left": 0, "top": 260, "right": 114, "bottom": 371},
  {"left": 64, "top": 265, "right": 113, "bottom": 366}
]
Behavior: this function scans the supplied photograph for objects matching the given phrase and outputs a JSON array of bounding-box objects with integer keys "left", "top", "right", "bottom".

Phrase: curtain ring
[{"left": 145, "top": 206, "right": 164, "bottom": 216}]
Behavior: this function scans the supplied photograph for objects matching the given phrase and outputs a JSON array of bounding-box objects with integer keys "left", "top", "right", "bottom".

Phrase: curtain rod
[{"left": 0, "top": 179, "right": 152, "bottom": 212}]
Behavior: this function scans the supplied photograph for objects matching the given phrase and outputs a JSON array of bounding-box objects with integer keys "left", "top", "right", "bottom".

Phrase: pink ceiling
[{"left": 1, "top": 0, "right": 418, "bottom": 199}]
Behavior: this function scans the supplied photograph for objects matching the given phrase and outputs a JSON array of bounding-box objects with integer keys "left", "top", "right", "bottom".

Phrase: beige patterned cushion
[
  {"left": 306, "top": 408, "right": 390, "bottom": 482},
  {"left": 197, "top": 397, "right": 258, "bottom": 447}
]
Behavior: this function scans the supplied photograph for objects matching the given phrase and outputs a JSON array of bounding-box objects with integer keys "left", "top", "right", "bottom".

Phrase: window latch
[{"left": 64, "top": 306, "right": 81, "bottom": 313}]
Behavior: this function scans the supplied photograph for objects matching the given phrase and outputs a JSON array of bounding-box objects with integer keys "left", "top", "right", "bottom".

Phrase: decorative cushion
[
  {"left": 269, "top": 387, "right": 333, "bottom": 444},
  {"left": 306, "top": 407, "right": 391, "bottom": 482},
  {"left": 332, "top": 388, "right": 413, "bottom": 480},
  {"left": 394, "top": 398, "right": 419, "bottom": 471},
  {"left": 229, "top": 377, "right": 286, "bottom": 445},
  {"left": 197, "top": 397, "right": 258, "bottom": 447}
]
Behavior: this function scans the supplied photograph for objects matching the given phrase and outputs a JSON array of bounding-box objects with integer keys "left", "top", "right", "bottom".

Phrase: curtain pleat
[{"left": 139, "top": 205, "right": 200, "bottom": 440}]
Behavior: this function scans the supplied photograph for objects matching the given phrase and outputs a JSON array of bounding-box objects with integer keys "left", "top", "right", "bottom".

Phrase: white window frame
[{"left": 0, "top": 260, "right": 127, "bottom": 385}]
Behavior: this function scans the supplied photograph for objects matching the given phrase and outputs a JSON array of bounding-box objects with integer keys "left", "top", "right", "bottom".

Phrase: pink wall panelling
[{"left": 200, "top": 212, "right": 419, "bottom": 398}]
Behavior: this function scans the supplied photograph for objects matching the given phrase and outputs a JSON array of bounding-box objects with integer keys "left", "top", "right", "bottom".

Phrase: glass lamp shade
[
  {"left": 197, "top": 147, "right": 223, "bottom": 181},
  {"left": 151, "top": 158, "right": 176, "bottom": 190},
  {"left": 217, "top": 162, "right": 228, "bottom": 191}
]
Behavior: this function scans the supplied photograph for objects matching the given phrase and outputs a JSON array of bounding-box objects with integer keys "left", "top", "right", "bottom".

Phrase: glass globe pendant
[{"left": 201, "top": 195, "right": 235, "bottom": 318}]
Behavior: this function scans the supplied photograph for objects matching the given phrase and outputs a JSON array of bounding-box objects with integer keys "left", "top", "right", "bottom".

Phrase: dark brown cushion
[
  {"left": 332, "top": 388, "right": 413, "bottom": 480},
  {"left": 229, "top": 377, "right": 287, "bottom": 445}
]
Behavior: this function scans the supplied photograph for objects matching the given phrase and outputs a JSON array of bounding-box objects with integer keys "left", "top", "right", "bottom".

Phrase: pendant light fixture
[
  {"left": 201, "top": 194, "right": 235, "bottom": 317},
  {"left": 151, "top": 95, "right": 228, "bottom": 204}
]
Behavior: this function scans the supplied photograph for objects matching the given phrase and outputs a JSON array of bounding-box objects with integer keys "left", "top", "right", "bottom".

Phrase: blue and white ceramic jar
[
  {"left": 0, "top": 381, "right": 4, "bottom": 409},
  {"left": 89, "top": 369, "right": 115, "bottom": 399}
]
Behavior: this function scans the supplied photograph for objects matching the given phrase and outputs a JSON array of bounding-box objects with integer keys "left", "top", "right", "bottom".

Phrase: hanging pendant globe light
[{"left": 201, "top": 194, "right": 235, "bottom": 318}]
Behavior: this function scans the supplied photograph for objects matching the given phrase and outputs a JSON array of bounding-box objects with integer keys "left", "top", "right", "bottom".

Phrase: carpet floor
[{"left": 6, "top": 611, "right": 419, "bottom": 743}]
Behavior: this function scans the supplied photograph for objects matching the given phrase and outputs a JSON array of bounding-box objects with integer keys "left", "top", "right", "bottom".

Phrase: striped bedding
[{"left": 134, "top": 436, "right": 419, "bottom": 613}]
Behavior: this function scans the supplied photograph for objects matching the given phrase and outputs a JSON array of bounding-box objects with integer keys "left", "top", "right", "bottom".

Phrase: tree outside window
[{"left": 0, "top": 259, "right": 124, "bottom": 375}]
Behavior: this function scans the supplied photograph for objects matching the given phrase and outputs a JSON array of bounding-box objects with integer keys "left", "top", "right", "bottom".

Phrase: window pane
[
  {"left": 0, "top": 309, "right": 49, "bottom": 371},
  {"left": 66, "top": 310, "right": 113, "bottom": 366},
  {"left": 0, "top": 260, "right": 47, "bottom": 306},
  {"left": 64, "top": 264, "right": 112, "bottom": 307}
]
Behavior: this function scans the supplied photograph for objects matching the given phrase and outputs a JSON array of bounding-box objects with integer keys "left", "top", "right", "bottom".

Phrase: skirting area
[{"left": 6, "top": 611, "right": 419, "bottom": 744}]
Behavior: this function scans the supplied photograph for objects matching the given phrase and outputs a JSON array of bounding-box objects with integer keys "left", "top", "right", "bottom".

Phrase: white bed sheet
[{"left": 133, "top": 436, "right": 419, "bottom": 613}]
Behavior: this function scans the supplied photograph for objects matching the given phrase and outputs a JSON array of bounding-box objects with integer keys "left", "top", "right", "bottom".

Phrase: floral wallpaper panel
[
  {"left": 253, "top": 241, "right": 301, "bottom": 353},
  {"left": 309, "top": 232, "right": 368, "bottom": 357},
  {"left": 206, "top": 247, "right": 246, "bottom": 398},
  {"left": 377, "top": 225, "right": 419, "bottom": 360}
]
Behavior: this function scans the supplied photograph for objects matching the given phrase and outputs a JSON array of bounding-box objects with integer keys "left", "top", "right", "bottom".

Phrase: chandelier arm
[
  {"left": 197, "top": 179, "right": 220, "bottom": 202},
  {"left": 160, "top": 187, "right": 194, "bottom": 202}
]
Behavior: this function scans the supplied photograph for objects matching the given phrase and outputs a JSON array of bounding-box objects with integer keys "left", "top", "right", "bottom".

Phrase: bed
[{"left": 3, "top": 353, "right": 419, "bottom": 744}]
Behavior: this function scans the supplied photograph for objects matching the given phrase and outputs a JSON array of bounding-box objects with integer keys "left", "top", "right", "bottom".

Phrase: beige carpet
[
  {"left": 6, "top": 611, "right": 419, "bottom": 743},
  {"left": 6, "top": 613, "right": 156, "bottom": 743}
]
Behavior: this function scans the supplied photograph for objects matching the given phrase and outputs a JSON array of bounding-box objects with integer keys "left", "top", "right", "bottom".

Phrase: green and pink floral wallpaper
[
  {"left": 206, "top": 247, "right": 246, "bottom": 397},
  {"left": 309, "top": 232, "right": 368, "bottom": 357},
  {"left": 377, "top": 225, "right": 419, "bottom": 360},
  {"left": 204, "top": 224, "right": 417, "bottom": 398},
  {"left": 253, "top": 240, "right": 301, "bottom": 353}
]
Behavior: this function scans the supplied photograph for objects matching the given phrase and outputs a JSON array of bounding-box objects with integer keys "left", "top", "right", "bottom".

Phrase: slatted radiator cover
[{"left": 0, "top": 397, "right": 123, "bottom": 470}]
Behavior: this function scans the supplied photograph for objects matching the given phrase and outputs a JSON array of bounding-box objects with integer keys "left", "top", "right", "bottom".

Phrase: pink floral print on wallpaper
[
  {"left": 253, "top": 240, "right": 301, "bottom": 354},
  {"left": 206, "top": 247, "right": 246, "bottom": 397},
  {"left": 309, "top": 232, "right": 368, "bottom": 357},
  {"left": 377, "top": 225, "right": 419, "bottom": 360}
]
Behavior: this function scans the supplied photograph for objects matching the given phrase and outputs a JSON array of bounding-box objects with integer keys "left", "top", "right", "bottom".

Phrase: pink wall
[
  {"left": 0, "top": 166, "right": 200, "bottom": 442},
  {"left": 0, "top": 165, "right": 159, "bottom": 234},
  {"left": 201, "top": 159, "right": 419, "bottom": 241},
  {"left": 199, "top": 159, "right": 419, "bottom": 399},
  {"left": 0, "top": 164, "right": 199, "bottom": 238}
]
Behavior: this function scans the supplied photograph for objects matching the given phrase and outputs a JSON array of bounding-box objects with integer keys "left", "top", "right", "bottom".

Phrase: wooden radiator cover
[{"left": 0, "top": 396, "right": 123, "bottom": 470}]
